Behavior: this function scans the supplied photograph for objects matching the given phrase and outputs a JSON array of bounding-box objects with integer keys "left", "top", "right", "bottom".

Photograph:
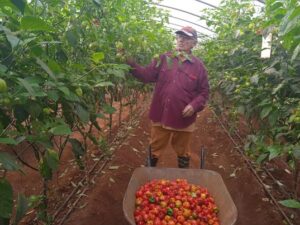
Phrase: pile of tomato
[{"left": 134, "top": 179, "right": 220, "bottom": 225}]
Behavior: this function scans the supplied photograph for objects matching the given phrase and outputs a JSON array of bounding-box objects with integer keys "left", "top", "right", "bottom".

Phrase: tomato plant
[
  {"left": 197, "top": 0, "right": 300, "bottom": 206},
  {"left": 0, "top": 0, "right": 173, "bottom": 223}
]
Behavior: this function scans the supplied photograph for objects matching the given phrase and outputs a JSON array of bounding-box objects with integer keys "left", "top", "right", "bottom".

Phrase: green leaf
[
  {"left": 36, "top": 58, "right": 56, "bottom": 81},
  {"left": 10, "top": 0, "right": 26, "bottom": 14},
  {"left": 279, "top": 199, "right": 300, "bottom": 208},
  {"left": 0, "top": 152, "right": 21, "bottom": 170},
  {"left": 66, "top": 29, "right": 78, "bottom": 47},
  {"left": 109, "top": 69, "right": 125, "bottom": 79},
  {"left": 103, "top": 104, "right": 116, "bottom": 114},
  {"left": 93, "top": 0, "right": 101, "bottom": 6},
  {"left": 280, "top": 15, "right": 300, "bottom": 36},
  {"left": 57, "top": 86, "right": 70, "bottom": 96},
  {"left": 0, "top": 25, "right": 21, "bottom": 49},
  {"left": 39, "top": 160, "right": 52, "bottom": 180},
  {"left": 268, "top": 110, "right": 279, "bottom": 126},
  {"left": 20, "top": 16, "right": 51, "bottom": 31},
  {"left": 14, "top": 105, "right": 29, "bottom": 122},
  {"left": 74, "top": 104, "right": 89, "bottom": 123},
  {"left": 0, "top": 138, "right": 17, "bottom": 145},
  {"left": 69, "top": 138, "right": 85, "bottom": 156},
  {"left": 47, "top": 90, "right": 59, "bottom": 102},
  {"left": 0, "top": 179, "right": 13, "bottom": 218},
  {"left": 250, "top": 74, "right": 259, "bottom": 84},
  {"left": 13, "top": 194, "right": 29, "bottom": 225},
  {"left": 272, "top": 83, "right": 284, "bottom": 95},
  {"left": 260, "top": 105, "right": 273, "bottom": 120},
  {"left": 94, "top": 81, "right": 114, "bottom": 87},
  {"left": 256, "top": 153, "right": 268, "bottom": 164},
  {"left": 27, "top": 101, "right": 42, "bottom": 118},
  {"left": 291, "top": 43, "right": 300, "bottom": 62},
  {"left": 17, "top": 78, "right": 35, "bottom": 96},
  {"left": 45, "top": 149, "right": 59, "bottom": 171},
  {"left": 92, "top": 52, "right": 105, "bottom": 64},
  {"left": 292, "top": 145, "right": 300, "bottom": 159},
  {"left": 267, "top": 146, "right": 281, "bottom": 160},
  {"left": 49, "top": 124, "right": 72, "bottom": 135}
]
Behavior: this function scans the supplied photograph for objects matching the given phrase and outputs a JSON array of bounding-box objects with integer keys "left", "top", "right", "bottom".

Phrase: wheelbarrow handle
[
  {"left": 200, "top": 146, "right": 205, "bottom": 169},
  {"left": 147, "top": 145, "right": 152, "bottom": 167}
]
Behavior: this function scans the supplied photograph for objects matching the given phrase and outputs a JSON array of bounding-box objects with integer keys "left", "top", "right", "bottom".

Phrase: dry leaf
[
  {"left": 218, "top": 165, "right": 225, "bottom": 170},
  {"left": 109, "top": 166, "right": 120, "bottom": 170},
  {"left": 109, "top": 177, "right": 115, "bottom": 183},
  {"left": 263, "top": 184, "right": 272, "bottom": 189},
  {"left": 276, "top": 180, "right": 284, "bottom": 186},
  {"left": 211, "top": 153, "right": 218, "bottom": 157},
  {"left": 262, "top": 198, "right": 269, "bottom": 202},
  {"left": 78, "top": 203, "right": 88, "bottom": 209},
  {"left": 132, "top": 148, "right": 139, "bottom": 152}
]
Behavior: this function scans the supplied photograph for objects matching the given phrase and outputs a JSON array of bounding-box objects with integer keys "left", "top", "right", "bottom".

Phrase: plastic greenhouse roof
[{"left": 153, "top": 0, "right": 265, "bottom": 39}]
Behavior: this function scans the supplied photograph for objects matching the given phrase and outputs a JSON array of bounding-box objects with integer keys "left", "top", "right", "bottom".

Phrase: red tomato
[{"left": 134, "top": 179, "right": 219, "bottom": 225}]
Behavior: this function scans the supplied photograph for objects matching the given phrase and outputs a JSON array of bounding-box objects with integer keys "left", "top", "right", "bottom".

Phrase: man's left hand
[{"left": 182, "top": 104, "right": 195, "bottom": 118}]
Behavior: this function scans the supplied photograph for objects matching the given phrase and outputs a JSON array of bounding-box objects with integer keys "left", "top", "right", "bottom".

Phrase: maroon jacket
[{"left": 128, "top": 52, "right": 209, "bottom": 129}]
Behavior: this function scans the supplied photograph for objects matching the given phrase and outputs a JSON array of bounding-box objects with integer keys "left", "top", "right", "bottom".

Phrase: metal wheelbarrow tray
[{"left": 123, "top": 167, "right": 238, "bottom": 225}]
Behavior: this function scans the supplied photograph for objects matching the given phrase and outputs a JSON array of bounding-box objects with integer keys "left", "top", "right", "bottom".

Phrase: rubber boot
[
  {"left": 178, "top": 156, "right": 190, "bottom": 168},
  {"left": 147, "top": 157, "right": 158, "bottom": 167}
]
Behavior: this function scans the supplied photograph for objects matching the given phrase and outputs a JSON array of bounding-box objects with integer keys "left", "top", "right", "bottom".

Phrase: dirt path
[{"left": 62, "top": 106, "right": 289, "bottom": 225}]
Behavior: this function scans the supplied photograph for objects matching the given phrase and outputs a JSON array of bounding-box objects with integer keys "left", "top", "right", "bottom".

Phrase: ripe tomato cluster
[{"left": 134, "top": 179, "right": 220, "bottom": 225}]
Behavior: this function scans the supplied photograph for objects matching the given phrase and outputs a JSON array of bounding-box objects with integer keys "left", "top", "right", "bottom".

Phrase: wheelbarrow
[{"left": 123, "top": 146, "right": 238, "bottom": 225}]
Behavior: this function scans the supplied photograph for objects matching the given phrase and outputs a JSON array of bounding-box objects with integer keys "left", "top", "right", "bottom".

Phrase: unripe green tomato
[
  {"left": 14, "top": 97, "right": 21, "bottom": 104},
  {"left": 75, "top": 87, "right": 83, "bottom": 97},
  {"left": 130, "top": 15, "right": 137, "bottom": 20},
  {"left": 128, "top": 37, "right": 135, "bottom": 43},
  {"left": 116, "top": 52, "right": 123, "bottom": 58},
  {"left": 234, "top": 88, "right": 240, "bottom": 94},
  {"left": 0, "top": 78, "right": 7, "bottom": 92},
  {"left": 115, "top": 41, "right": 124, "bottom": 50},
  {"left": 43, "top": 107, "right": 52, "bottom": 115},
  {"left": 89, "top": 42, "right": 98, "bottom": 50},
  {"left": 0, "top": 97, "right": 10, "bottom": 105},
  {"left": 142, "top": 40, "right": 147, "bottom": 48}
]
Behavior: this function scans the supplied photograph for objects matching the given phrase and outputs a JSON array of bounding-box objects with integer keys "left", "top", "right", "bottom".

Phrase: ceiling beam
[
  {"left": 193, "top": 0, "right": 219, "bottom": 9},
  {"left": 167, "top": 22, "right": 212, "bottom": 38},
  {"left": 152, "top": 3, "right": 201, "bottom": 18},
  {"left": 168, "top": 15, "right": 215, "bottom": 33}
]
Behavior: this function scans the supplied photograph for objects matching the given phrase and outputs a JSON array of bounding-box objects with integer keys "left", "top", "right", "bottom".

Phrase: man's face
[{"left": 176, "top": 34, "right": 197, "bottom": 52}]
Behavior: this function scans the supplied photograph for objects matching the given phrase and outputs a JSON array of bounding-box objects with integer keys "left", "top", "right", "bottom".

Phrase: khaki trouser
[{"left": 150, "top": 125, "right": 192, "bottom": 158}]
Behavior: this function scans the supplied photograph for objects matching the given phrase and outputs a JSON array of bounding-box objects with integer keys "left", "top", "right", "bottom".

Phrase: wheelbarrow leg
[
  {"left": 146, "top": 145, "right": 158, "bottom": 167},
  {"left": 200, "top": 145, "right": 205, "bottom": 169}
]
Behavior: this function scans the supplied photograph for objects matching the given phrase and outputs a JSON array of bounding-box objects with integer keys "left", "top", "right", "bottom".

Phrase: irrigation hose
[
  {"left": 211, "top": 109, "right": 294, "bottom": 225},
  {"left": 52, "top": 154, "right": 106, "bottom": 220},
  {"left": 53, "top": 100, "right": 148, "bottom": 224},
  {"left": 221, "top": 114, "right": 293, "bottom": 198},
  {"left": 57, "top": 159, "right": 110, "bottom": 225}
]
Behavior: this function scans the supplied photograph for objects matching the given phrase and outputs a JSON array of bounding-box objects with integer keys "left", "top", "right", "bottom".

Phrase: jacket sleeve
[
  {"left": 190, "top": 65, "right": 210, "bottom": 112},
  {"left": 127, "top": 55, "right": 163, "bottom": 83}
]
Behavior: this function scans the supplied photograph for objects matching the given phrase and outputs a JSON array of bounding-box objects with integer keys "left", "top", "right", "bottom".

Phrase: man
[{"left": 127, "top": 26, "right": 209, "bottom": 168}]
